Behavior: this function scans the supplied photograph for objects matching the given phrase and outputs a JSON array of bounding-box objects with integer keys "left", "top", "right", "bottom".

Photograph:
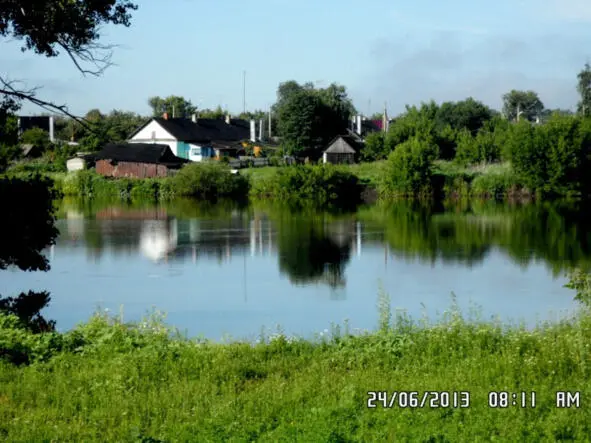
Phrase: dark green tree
[
  {"left": 148, "top": 96, "right": 197, "bottom": 118},
  {"left": 0, "top": 108, "right": 19, "bottom": 171},
  {"left": 20, "top": 127, "right": 51, "bottom": 150},
  {"left": 502, "top": 90, "right": 544, "bottom": 122},
  {"left": 199, "top": 106, "right": 226, "bottom": 119},
  {"left": 436, "top": 98, "right": 494, "bottom": 134},
  {"left": 361, "top": 132, "right": 387, "bottom": 161},
  {"left": 577, "top": 63, "right": 591, "bottom": 116},
  {"left": 379, "top": 135, "right": 439, "bottom": 197},
  {"left": 274, "top": 80, "right": 355, "bottom": 156},
  {"left": 0, "top": 0, "right": 138, "bottom": 117}
]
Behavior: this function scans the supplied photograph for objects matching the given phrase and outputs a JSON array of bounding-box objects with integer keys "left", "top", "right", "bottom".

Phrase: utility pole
[
  {"left": 516, "top": 103, "right": 520, "bottom": 122},
  {"left": 243, "top": 70, "right": 246, "bottom": 114},
  {"left": 268, "top": 106, "right": 272, "bottom": 140}
]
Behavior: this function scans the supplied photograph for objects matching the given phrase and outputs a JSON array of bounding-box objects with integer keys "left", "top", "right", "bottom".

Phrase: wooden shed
[
  {"left": 94, "top": 143, "right": 189, "bottom": 178},
  {"left": 322, "top": 135, "right": 362, "bottom": 164}
]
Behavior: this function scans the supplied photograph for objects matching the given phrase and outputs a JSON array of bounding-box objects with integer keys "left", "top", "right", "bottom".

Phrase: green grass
[
  {"left": 1, "top": 292, "right": 590, "bottom": 441},
  {"left": 242, "top": 162, "right": 385, "bottom": 188},
  {"left": 240, "top": 166, "right": 280, "bottom": 184}
]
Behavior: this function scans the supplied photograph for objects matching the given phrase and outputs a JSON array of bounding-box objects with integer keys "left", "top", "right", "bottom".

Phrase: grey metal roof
[{"left": 324, "top": 135, "right": 362, "bottom": 154}]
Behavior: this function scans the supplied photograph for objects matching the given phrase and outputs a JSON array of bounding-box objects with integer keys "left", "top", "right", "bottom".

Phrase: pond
[{"left": 2, "top": 198, "right": 587, "bottom": 340}]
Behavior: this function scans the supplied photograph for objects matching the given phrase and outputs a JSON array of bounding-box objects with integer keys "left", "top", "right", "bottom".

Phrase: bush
[
  {"left": 378, "top": 136, "right": 438, "bottom": 197},
  {"left": 455, "top": 128, "right": 500, "bottom": 166},
  {"left": 361, "top": 132, "right": 387, "bottom": 161},
  {"left": 250, "top": 164, "right": 361, "bottom": 207},
  {"left": 470, "top": 169, "right": 524, "bottom": 198},
  {"left": 172, "top": 162, "right": 249, "bottom": 200},
  {"left": 60, "top": 170, "right": 172, "bottom": 200},
  {"left": 506, "top": 115, "right": 591, "bottom": 197}
]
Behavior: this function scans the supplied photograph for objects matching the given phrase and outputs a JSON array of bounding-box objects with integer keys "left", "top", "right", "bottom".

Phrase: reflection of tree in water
[
  {"left": 276, "top": 215, "right": 352, "bottom": 289},
  {"left": 362, "top": 200, "right": 591, "bottom": 274}
]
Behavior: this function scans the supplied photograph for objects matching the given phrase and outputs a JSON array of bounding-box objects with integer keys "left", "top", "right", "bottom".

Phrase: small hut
[
  {"left": 322, "top": 135, "right": 362, "bottom": 164},
  {"left": 94, "top": 143, "right": 189, "bottom": 178}
]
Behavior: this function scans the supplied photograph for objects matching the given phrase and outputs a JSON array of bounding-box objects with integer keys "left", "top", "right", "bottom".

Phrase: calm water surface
[{"left": 2, "top": 199, "right": 586, "bottom": 340}]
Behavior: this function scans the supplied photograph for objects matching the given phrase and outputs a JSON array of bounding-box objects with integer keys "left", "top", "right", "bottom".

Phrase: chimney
[
  {"left": 225, "top": 114, "right": 231, "bottom": 124},
  {"left": 250, "top": 119, "right": 256, "bottom": 142},
  {"left": 162, "top": 112, "right": 169, "bottom": 120},
  {"left": 49, "top": 115, "right": 55, "bottom": 142},
  {"left": 356, "top": 115, "right": 362, "bottom": 135},
  {"left": 259, "top": 118, "right": 263, "bottom": 141},
  {"left": 191, "top": 114, "right": 197, "bottom": 123}
]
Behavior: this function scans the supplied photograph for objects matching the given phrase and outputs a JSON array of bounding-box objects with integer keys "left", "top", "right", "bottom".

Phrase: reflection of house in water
[
  {"left": 65, "top": 210, "right": 85, "bottom": 242},
  {"left": 139, "top": 220, "right": 178, "bottom": 262},
  {"left": 170, "top": 214, "right": 275, "bottom": 263}
]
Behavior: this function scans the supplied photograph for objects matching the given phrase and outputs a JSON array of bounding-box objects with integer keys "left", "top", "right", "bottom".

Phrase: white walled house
[{"left": 128, "top": 114, "right": 258, "bottom": 162}]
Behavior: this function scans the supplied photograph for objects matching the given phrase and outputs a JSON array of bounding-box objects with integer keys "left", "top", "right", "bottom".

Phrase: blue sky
[{"left": 2, "top": 0, "right": 591, "bottom": 117}]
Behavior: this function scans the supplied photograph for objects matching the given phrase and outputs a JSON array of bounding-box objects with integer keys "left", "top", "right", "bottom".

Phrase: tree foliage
[
  {"left": 577, "top": 63, "right": 591, "bottom": 116},
  {"left": 148, "top": 96, "right": 196, "bottom": 118},
  {"left": 506, "top": 115, "right": 591, "bottom": 196},
  {"left": 0, "top": 0, "right": 137, "bottom": 116},
  {"left": 383, "top": 99, "right": 494, "bottom": 160},
  {"left": 380, "top": 136, "right": 439, "bottom": 197},
  {"left": 274, "top": 81, "right": 355, "bottom": 156},
  {"left": 361, "top": 132, "right": 387, "bottom": 161},
  {"left": 502, "top": 90, "right": 544, "bottom": 122}
]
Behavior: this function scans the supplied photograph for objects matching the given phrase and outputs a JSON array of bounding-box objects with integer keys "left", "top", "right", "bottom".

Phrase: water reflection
[
  {"left": 6, "top": 197, "right": 588, "bottom": 338},
  {"left": 52, "top": 198, "right": 591, "bottom": 288}
]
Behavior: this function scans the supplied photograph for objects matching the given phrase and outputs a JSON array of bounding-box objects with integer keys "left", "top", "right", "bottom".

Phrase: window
[
  {"left": 151, "top": 131, "right": 156, "bottom": 140},
  {"left": 191, "top": 147, "right": 201, "bottom": 156}
]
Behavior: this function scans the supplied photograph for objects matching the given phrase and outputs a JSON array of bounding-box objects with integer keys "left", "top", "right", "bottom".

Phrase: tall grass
[{"left": 1, "top": 287, "right": 590, "bottom": 441}]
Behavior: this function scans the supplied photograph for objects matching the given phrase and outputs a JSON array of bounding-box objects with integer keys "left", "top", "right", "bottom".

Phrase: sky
[{"left": 2, "top": 0, "right": 591, "bottom": 117}]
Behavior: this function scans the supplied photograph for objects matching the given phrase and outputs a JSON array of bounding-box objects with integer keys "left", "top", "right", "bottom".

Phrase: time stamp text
[{"left": 367, "top": 391, "right": 582, "bottom": 409}]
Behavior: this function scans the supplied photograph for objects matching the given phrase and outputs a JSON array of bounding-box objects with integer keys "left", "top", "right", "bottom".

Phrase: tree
[
  {"left": 0, "top": 110, "right": 19, "bottom": 171},
  {"left": 199, "top": 106, "right": 226, "bottom": 119},
  {"left": 277, "top": 89, "right": 319, "bottom": 154},
  {"left": 0, "top": 0, "right": 138, "bottom": 118},
  {"left": 502, "top": 90, "right": 544, "bottom": 122},
  {"left": 148, "top": 96, "right": 197, "bottom": 118},
  {"left": 577, "top": 63, "right": 591, "bottom": 116},
  {"left": 20, "top": 127, "right": 51, "bottom": 153},
  {"left": 379, "top": 135, "right": 439, "bottom": 197},
  {"left": 274, "top": 80, "right": 355, "bottom": 156},
  {"left": 436, "top": 98, "right": 493, "bottom": 134},
  {"left": 0, "top": 1, "right": 138, "bottom": 333},
  {"left": 362, "top": 132, "right": 387, "bottom": 161}
]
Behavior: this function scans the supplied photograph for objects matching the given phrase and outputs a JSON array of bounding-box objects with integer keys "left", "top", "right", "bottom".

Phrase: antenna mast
[{"left": 243, "top": 70, "right": 246, "bottom": 114}]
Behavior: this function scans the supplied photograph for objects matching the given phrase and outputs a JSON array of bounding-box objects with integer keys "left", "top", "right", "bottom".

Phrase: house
[
  {"left": 128, "top": 113, "right": 261, "bottom": 162},
  {"left": 322, "top": 135, "right": 363, "bottom": 164},
  {"left": 93, "top": 143, "right": 190, "bottom": 178}
]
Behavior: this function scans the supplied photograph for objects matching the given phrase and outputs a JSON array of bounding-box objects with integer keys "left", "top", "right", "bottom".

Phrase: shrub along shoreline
[
  {"left": 5, "top": 146, "right": 589, "bottom": 207},
  {"left": 1, "top": 289, "right": 590, "bottom": 441},
  {"left": 3, "top": 160, "right": 535, "bottom": 207}
]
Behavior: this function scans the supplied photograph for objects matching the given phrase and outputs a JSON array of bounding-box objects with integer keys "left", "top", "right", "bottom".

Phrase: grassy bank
[
  {"left": 1, "top": 292, "right": 590, "bottom": 441},
  {"left": 18, "top": 163, "right": 250, "bottom": 201},
  {"left": 3, "top": 159, "right": 534, "bottom": 204},
  {"left": 433, "top": 161, "right": 529, "bottom": 200}
]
